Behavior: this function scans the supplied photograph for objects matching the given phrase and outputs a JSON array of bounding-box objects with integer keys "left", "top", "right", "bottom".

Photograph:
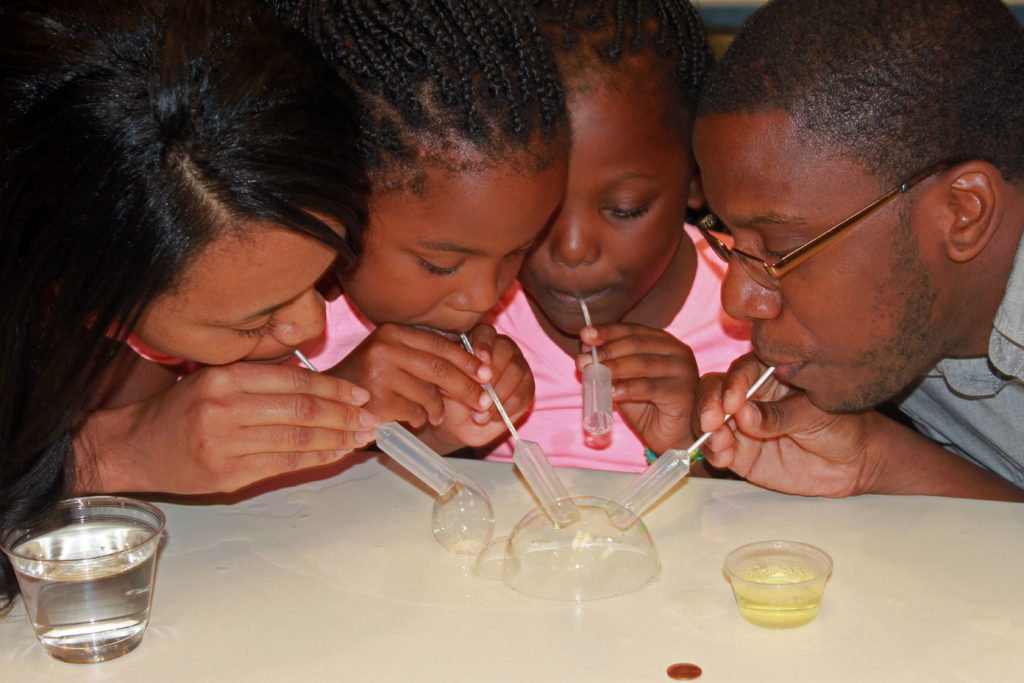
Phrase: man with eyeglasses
[{"left": 689, "top": 0, "right": 1024, "bottom": 500}]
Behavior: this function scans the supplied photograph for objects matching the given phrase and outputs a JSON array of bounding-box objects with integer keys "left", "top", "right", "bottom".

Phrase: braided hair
[
  {"left": 530, "top": 0, "right": 712, "bottom": 126},
  {"left": 274, "top": 0, "right": 568, "bottom": 189}
]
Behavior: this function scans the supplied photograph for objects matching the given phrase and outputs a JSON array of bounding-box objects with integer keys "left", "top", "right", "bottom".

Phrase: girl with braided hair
[
  {"left": 484, "top": 0, "right": 752, "bottom": 472},
  {"left": 274, "top": 0, "right": 572, "bottom": 454}
]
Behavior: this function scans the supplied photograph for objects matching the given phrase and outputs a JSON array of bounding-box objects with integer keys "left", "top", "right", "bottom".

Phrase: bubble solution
[{"left": 731, "top": 563, "right": 826, "bottom": 628}]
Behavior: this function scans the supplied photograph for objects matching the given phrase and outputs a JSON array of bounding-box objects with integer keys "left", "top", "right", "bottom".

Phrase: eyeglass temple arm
[{"left": 766, "top": 161, "right": 953, "bottom": 278}]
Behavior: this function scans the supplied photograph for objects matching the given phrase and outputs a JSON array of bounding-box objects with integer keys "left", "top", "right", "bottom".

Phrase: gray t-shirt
[{"left": 896, "top": 235, "right": 1024, "bottom": 486}]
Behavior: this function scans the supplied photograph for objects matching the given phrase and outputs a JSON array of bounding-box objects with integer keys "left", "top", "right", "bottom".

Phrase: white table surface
[{"left": 3, "top": 453, "right": 1023, "bottom": 682}]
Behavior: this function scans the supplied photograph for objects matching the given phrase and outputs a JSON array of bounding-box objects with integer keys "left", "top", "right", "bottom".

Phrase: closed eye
[
  {"left": 608, "top": 204, "right": 651, "bottom": 220},
  {"left": 419, "top": 258, "right": 461, "bottom": 276},
  {"left": 234, "top": 317, "right": 277, "bottom": 338}
]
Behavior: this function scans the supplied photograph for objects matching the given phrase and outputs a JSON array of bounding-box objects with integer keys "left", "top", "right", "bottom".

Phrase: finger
[
  {"left": 720, "top": 355, "right": 774, "bottom": 415},
  {"left": 230, "top": 448, "right": 361, "bottom": 490},
  {"left": 732, "top": 392, "right": 825, "bottom": 441},
  {"left": 466, "top": 323, "right": 498, "bottom": 364},
  {"left": 237, "top": 424, "right": 377, "bottom": 455},
  {"left": 362, "top": 372, "right": 446, "bottom": 427},
  {"left": 579, "top": 327, "right": 683, "bottom": 367},
  {"left": 380, "top": 323, "right": 492, "bottom": 383},
  {"left": 609, "top": 377, "right": 692, "bottom": 415},
  {"left": 222, "top": 392, "right": 380, "bottom": 431},
  {"left": 485, "top": 361, "right": 532, "bottom": 420},
  {"left": 211, "top": 362, "right": 373, "bottom": 406}
]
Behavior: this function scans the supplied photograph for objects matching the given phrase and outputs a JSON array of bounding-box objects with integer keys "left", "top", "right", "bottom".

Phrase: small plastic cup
[
  {"left": 1, "top": 496, "right": 166, "bottom": 663},
  {"left": 723, "top": 540, "right": 833, "bottom": 629}
]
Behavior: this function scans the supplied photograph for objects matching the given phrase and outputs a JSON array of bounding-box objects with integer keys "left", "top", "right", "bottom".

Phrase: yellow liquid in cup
[{"left": 732, "top": 564, "right": 825, "bottom": 629}]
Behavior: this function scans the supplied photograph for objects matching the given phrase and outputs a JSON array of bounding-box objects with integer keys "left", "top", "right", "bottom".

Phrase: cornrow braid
[
  {"left": 274, "top": 0, "right": 567, "bottom": 182},
  {"left": 531, "top": 0, "right": 711, "bottom": 114}
]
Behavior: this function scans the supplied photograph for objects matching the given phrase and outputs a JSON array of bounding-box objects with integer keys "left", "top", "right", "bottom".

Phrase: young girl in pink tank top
[{"left": 485, "top": 0, "right": 751, "bottom": 472}]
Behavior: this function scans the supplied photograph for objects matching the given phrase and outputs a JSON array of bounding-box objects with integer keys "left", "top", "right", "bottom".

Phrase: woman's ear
[{"left": 937, "top": 161, "right": 1002, "bottom": 263}]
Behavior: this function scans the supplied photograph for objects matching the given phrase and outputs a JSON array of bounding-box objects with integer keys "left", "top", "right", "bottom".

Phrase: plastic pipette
[
  {"left": 609, "top": 366, "right": 776, "bottom": 528},
  {"left": 291, "top": 351, "right": 493, "bottom": 553},
  {"left": 460, "top": 334, "right": 580, "bottom": 528},
  {"left": 579, "top": 298, "right": 613, "bottom": 434}
]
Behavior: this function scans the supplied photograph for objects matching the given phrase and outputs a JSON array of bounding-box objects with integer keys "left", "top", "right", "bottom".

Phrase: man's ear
[
  {"left": 687, "top": 167, "right": 705, "bottom": 211},
  {"left": 931, "top": 161, "right": 1002, "bottom": 263}
]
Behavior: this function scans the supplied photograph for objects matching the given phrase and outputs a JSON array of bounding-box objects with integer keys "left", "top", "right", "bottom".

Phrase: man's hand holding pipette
[
  {"left": 694, "top": 353, "right": 894, "bottom": 497},
  {"left": 579, "top": 322, "right": 699, "bottom": 455},
  {"left": 696, "top": 354, "right": 1024, "bottom": 501}
]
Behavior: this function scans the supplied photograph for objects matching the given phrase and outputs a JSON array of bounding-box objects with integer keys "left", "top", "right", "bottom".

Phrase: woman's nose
[{"left": 271, "top": 288, "right": 326, "bottom": 347}]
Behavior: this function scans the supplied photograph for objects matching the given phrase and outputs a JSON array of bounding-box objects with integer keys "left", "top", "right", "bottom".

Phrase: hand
[
  {"left": 694, "top": 354, "right": 879, "bottom": 497},
  {"left": 327, "top": 322, "right": 493, "bottom": 431},
  {"left": 431, "top": 323, "right": 535, "bottom": 449},
  {"left": 77, "top": 362, "right": 380, "bottom": 494},
  {"left": 579, "top": 323, "right": 698, "bottom": 455}
]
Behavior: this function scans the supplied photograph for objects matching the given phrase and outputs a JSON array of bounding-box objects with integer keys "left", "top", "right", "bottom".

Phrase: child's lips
[
  {"left": 410, "top": 324, "right": 463, "bottom": 342},
  {"left": 547, "top": 286, "right": 613, "bottom": 306}
]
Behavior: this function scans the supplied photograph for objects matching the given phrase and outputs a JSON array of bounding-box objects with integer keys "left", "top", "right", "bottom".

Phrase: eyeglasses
[{"left": 696, "top": 161, "right": 952, "bottom": 288}]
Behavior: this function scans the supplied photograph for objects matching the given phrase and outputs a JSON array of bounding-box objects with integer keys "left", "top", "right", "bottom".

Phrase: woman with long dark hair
[{"left": 1, "top": 0, "right": 373, "bottom": 606}]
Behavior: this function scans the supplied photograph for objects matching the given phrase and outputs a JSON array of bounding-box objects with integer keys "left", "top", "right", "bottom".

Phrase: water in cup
[{"left": 2, "top": 497, "right": 165, "bottom": 663}]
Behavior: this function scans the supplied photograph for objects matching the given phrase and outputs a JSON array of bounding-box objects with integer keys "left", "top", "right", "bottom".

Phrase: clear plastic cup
[
  {"left": 1, "top": 496, "right": 166, "bottom": 663},
  {"left": 723, "top": 540, "right": 833, "bottom": 629}
]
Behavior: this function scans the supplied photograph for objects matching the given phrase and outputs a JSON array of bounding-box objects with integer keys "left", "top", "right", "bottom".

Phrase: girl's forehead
[{"left": 368, "top": 157, "right": 566, "bottom": 249}]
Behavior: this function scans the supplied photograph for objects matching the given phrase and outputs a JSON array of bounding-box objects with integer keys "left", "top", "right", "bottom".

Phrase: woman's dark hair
[
  {"left": 698, "top": 0, "right": 1024, "bottom": 184},
  {"left": 0, "top": 0, "right": 369, "bottom": 607},
  {"left": 272, "top": 0, "right": 568, "bottom": 189},
  {"left": 530, "top": 0, "right": 712, "bottom": 128}
]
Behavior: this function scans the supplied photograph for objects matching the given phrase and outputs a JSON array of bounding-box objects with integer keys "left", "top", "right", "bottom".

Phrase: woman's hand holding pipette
[
  {"left": 75, "top": 362, "right": 378, "bottom": 494},
  {"left": 579, "top": 322, "right": 699, "bottom": 455}
]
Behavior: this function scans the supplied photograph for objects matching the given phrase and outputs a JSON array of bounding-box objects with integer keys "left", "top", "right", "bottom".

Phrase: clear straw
[
  {"left": 609, "top": 366, "right": 776, "bottom": 527},
  {"left": 578, "top": 297, "right": 613, "bottom": 434},
  {"left": 294, "top": 349, "right": 318, "bottom": 372},
  {"left": 460, "top": 334, "right": 579, "bottom": 527},
  {"left": 579, "top": 298, "right": 599, "bottom": 365}
]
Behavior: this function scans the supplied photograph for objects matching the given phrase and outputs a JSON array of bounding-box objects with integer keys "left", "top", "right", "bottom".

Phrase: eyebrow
[
  {"left": 417, "top": 240, "right": 487, "bottom": 257},
  {"left": 417, "top": 234, "right": 538, "bottom": 256}
]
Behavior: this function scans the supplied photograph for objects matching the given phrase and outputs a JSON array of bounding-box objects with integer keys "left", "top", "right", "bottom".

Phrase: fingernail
[
  {"left": 351, "top": 387, "right": 371, "bottom": 404},
  {"left": 355, "top": 431, "right": 375, "bottom": 445},
  {"left": 472, "top": 411, "right": 490, "bottom": 424},
  {"left": 359, "top": 411, "right": 379, "bottom": 428},
  {"left": 477, "top": 392, "right": 492, "bottom": 410},
  {"left": 476, "top": 365, "right": 493, "bottom": 383}
]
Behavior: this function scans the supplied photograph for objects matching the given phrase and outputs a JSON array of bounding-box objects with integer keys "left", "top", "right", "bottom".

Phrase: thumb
[{"left": 734, "top": 392, "right": 817, "bottom": 440}]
